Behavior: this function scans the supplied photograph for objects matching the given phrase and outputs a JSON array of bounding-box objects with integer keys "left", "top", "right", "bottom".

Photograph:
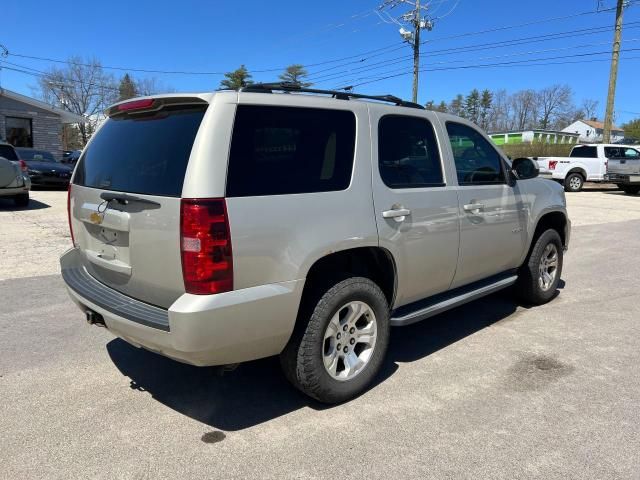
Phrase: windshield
[
  {"left": 17, "top": 148, "right": 57, "bottom": 162},
  {"left": 0, "top": 145, "right": 19, "bottom": 161}
]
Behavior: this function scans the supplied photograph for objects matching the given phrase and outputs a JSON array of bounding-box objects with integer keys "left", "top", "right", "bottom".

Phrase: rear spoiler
[{"left": 106, "top": 97, "right": 208, "bottom": 118}]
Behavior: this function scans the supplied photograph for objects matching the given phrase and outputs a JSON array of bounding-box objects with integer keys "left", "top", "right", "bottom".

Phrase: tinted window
[
  {"left": 604, "top": 147, "right": 619, "bottom": 158},
  {"left": 378, "top": 115, "right": 444, "bottom": 188},
  {"left": 74, "top": 106, "right": 206, "bottom": 197},
  {"left": 16, "top": 148, "right": 56, "bottom": 162},
  {"left": 5, "top": 117, "right": 33, "bottom": 147},
  {"left": 446, "top": 122, "right": 505, "bottom": 185},
  {"left": 570, "top": 146, "right": 597, "bottom": 158},
  {"left": 0, "top": 145, "right": 18, "bottom": 161},
  {"left": 226, "top": 106, "right": 355, "bottom": 197}
]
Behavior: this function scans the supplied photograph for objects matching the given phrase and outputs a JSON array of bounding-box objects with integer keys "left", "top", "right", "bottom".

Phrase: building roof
[
  {"left": 0, "top": 88, "right": 86, "bottom": 123},
  {"left": 580, "top": 119, "right": 623, "bottom": 132}
]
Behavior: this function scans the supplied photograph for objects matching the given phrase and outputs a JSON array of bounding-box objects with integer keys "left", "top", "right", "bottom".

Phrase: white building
[{"left": 562, "top": 119, "right": 625, "bottom": 143}]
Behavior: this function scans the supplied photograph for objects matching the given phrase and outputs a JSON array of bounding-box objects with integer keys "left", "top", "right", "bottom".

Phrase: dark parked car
[
  {"left": 62, "top": 150, "right": 82, "bottom": 164},
  {"left": 16, "top": 148, "right": 73, "bottom": 187}
]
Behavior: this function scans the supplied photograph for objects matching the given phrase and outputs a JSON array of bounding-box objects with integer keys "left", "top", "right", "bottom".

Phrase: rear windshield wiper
[{"left": 100, "top": 191, "right": 161, "bottom": 207}]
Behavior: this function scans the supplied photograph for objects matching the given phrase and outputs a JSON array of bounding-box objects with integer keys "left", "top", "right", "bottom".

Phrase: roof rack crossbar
[{"left": 240, "top": 82, "right": 424, "bottom": 110}]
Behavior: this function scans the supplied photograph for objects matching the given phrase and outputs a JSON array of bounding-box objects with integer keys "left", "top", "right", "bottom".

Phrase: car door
[
  {"left": 444, "top": 121, "right": 528, "bottom": 289},
  {"left": 371, "top": 110, "right": 460, "bottom": 308}
]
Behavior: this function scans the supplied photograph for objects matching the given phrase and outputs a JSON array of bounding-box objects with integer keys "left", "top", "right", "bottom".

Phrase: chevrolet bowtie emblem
[{"left": 90, "top": 212, "right": 103, "bottom": 225}]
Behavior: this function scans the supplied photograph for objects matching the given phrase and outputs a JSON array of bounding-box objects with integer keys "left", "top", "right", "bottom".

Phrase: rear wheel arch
[{"left": 566, "top": 168, "right": 587, "bottom": 180}]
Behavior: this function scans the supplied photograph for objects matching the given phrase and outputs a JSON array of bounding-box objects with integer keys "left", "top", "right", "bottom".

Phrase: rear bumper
[
  {"left": 605, "top": 173, "right": 640, "bottom": 184},
  {"left": 60, "top": 248, "right": 304, "bottom": 366}
]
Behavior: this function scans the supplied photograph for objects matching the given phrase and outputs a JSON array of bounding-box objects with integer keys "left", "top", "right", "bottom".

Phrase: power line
[
  {"left": 2, "top": 5, "right": 628, "bottom": 80},
  {"left": 338, "top": 47, "right": 640, "bottom": 89},
  {"left": 309, "top": 21, "right": 640, "bottom": 84}
]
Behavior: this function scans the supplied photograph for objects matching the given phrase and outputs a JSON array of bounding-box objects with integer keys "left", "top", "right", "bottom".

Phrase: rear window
[
  {"left": 226, "top": 105, "right": 356, "bottom": 197},
  {"left": 570, "top": 146, "right": 597, "bottom": 158},
  {"left": 17, "top": 149, "right": 56, "bottom": 162},
  {"left": 0, "top": 145, "right": 18, "bottom": 161},
  {"left": 74, "top": 105, "right": 206, "bottom": 197}
]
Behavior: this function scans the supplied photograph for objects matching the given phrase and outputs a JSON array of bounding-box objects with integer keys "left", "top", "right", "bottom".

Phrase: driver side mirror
[{"left": 511, "top": 157, "right": 539, "bottom": 181}]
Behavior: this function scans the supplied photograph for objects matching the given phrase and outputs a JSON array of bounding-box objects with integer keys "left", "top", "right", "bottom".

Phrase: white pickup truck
[
  {"left": 536, "top": 144, "right": 640, "bottom": 192},
  {"left": 604, "top": 145, "right": 640, "bottom": 195}
]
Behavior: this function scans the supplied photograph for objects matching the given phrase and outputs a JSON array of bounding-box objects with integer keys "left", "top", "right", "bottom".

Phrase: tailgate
[
  {"left": 608, "top": 158, "right": 640, "bottom": 175},
  {"left": 70, "top": 97, "right": 209, "bottom": 308}
]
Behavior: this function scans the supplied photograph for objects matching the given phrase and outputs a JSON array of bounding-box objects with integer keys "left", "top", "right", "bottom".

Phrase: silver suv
[{"left": 61, "top": 84, "right": 570, "bottom": 403}]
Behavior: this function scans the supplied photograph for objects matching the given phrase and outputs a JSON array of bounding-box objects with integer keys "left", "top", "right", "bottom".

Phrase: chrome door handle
[
  {"left": 463, "top": 203, "right": 485, "bottom": 212},
  {"left": 382, "top": 208, "right": 411, "bottom": 222}
]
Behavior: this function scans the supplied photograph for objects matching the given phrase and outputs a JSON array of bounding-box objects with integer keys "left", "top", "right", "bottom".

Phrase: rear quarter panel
[{"left": 187, "top": 93, "right": 379, "bottom": 290}]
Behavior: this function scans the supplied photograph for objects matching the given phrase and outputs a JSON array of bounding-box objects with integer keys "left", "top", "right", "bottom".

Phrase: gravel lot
[{"left": 1, "top": 187, "right": 639, "bottom": 479}]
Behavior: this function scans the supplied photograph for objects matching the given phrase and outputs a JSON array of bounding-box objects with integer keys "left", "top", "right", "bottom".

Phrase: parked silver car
[
  {"left": 0, "top": 142, "right": 30, "bottom": 206},
  {"left": 60, "top": 84, "right": 570, "bottom": 403}
]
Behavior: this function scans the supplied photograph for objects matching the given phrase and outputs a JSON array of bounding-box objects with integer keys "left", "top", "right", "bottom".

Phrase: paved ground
[{"left": 1, "top": 187, "right": 639, "bottom": 479}]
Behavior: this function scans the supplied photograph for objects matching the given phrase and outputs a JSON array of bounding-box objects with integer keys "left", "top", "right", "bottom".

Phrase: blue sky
[{"left": 1, "top": 0, "right": 639, "bottom": 123}]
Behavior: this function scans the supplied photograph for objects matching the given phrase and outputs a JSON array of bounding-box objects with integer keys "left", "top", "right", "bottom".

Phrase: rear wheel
[
  {"left": 280, "top": 277, "right": 390, "bottom": 404},
  {"left": 564, "top": 173, "right": 584, "bottom": 192},
  {"left": 13, "top": 193, "right": 29, "bottom": 207},
  {"left": 621, "top": 185, "right": 640, "bottom": 195},
  {"left": 516, "top": 229, "right": 563, "bottom": 305}
]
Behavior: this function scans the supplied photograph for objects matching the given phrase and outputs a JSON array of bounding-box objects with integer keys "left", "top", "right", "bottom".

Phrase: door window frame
[
  {"left": 445, "top": 121, "right": 509, "bottom": 187},
  {"left": 377, "top": 113, "right": 447, "bottom": 190}
]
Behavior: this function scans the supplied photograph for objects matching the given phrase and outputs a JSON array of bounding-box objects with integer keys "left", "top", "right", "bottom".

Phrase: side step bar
[{"left": 390, "top": 274, "right": 518, "bottom": 327}]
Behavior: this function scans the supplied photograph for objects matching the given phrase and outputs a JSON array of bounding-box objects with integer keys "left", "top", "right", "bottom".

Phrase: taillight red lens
[
  {"left": 117, "top": 98, "right": 155, "bottom": 111},
  {"left": 67, "top": 184, "right": 75, "bottom": 246},
  {"left": 180, "top": 198, "right": 233, "bottom": 295},
  {"left": 19, "top": 160, "right": 27, "bottom": 172}
]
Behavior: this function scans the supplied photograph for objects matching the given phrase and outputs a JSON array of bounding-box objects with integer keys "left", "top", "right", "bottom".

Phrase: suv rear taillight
[
  {"left": 180, "top": 198, "right": 233, "bottom": 295},
  {"left": 67, "top": 184, "right": 75, "bottom": 246},
  {"left": 19, "top": 160, "right": 27, "bottom": 172}
]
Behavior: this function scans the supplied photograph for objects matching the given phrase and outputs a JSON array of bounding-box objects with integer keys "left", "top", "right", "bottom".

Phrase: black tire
[
  {"left": 280, "top": 277, "right": 390, "bottom": 404},
  {"left": 564, "top": 172, "right": 584, "bottom": 192},
  {"left": 621, "top": 185, "right": 640, "bottom": 195},
  {"left": 13, "top": 193, "right": 29, "bottom": 207},
  {"left": 516, "top": 229, "right": 563, "bottom": 305}
]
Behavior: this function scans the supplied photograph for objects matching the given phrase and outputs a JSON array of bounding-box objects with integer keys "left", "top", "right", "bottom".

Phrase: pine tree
[
  {"left": 436, "top": 101, "right": 448, "bottom": 113},
  {"left": 118, "top": 73, "right": 137, "bottom": 101},
  {"left": 449, "top": 94, "right": 465, "bottom": 117},
  {"left": 464, "top": 89, "right": 481, "bottom": 124},
  {"left": 219, "top": 65, "right": 253, "bottom": 90},
  {"left": 479, "top": 89, "right": 493, "bottom": 130},
  {"left": 279, "top": 64, "right": 312, "bottom": 87},
  {"left": 425, "top": 100, "right": 436, "bottom": 110}
]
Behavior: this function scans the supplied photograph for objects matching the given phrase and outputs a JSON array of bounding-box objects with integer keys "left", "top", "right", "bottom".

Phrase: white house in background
[{"left": 562, "top": 119, "right": 625, "bottom": 143}]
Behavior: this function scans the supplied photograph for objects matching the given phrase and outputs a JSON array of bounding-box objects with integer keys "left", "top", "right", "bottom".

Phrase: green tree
[
  {"left": 279, "top": 64, "right": 312, "bottom": 87},
  {"left": 425, "top": 100, "right": 436, "bottom": 110},
  {"left": 479, "top": 89, "right": 493, "bottom": 130},
  {"left": 219, "top": 65, "right": 253, "bottom": 90},
  {"left": 623, "top": 118, "right": 640, "bottom": 140},
  {"left": 118, "top": 73, "right": 138, "bottom": 101},
  {"left": 436, "top": 101, "right": 448, "bottom": 113},
  {"left": 465, "top": 89, "right": 481, "bottom": 124},
  {"left": 449, "top": 94, "right": 465, "bottom": 117}
]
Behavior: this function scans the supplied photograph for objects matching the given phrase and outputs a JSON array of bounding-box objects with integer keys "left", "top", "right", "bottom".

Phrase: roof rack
[{"left": 240, "top": 82, "right": 424, "bottom": 110}]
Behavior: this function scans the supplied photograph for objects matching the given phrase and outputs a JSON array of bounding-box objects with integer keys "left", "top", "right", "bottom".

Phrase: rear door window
[
  {"left": 571, "top": 146, "right": 597, "bottom": 158},
  {"left": 74, "top": 105, "right": 206, "bottom": 197},
  {"left": 226, "top": 106, "right": 356, "bottom": 197}
]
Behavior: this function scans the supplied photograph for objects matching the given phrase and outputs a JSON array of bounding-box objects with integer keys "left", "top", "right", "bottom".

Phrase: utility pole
[
  {"left": 603, "top": 0, "right": 625, "bottom": 143},
  {"left": 412, "top": 0, "right": 421, "bottom": 103},
  {"left": 378, "top": 0, "right": 433, "bottom": 103}
]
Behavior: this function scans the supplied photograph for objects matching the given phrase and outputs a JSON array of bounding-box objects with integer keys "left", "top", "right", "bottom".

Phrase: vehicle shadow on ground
[
  {"left": 107, "top": 288, "right": 540, "bottom": 432},
  {"left": 0, "top": 198, "right": 50, "bottom": 211}
]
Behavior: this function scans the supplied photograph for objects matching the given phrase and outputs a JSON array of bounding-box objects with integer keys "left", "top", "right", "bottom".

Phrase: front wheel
[
  {"left": 564, "top": 173, "right": 584, "bottom": 192},
  {"left": 280, "top": 277, "right": 390, "bottom": 404},
  {"left": 621, "top": 185, "right": 640, "bottom": 195},
  {"left": 516, "top": 229, "right": 563, "bottom": 305}
]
